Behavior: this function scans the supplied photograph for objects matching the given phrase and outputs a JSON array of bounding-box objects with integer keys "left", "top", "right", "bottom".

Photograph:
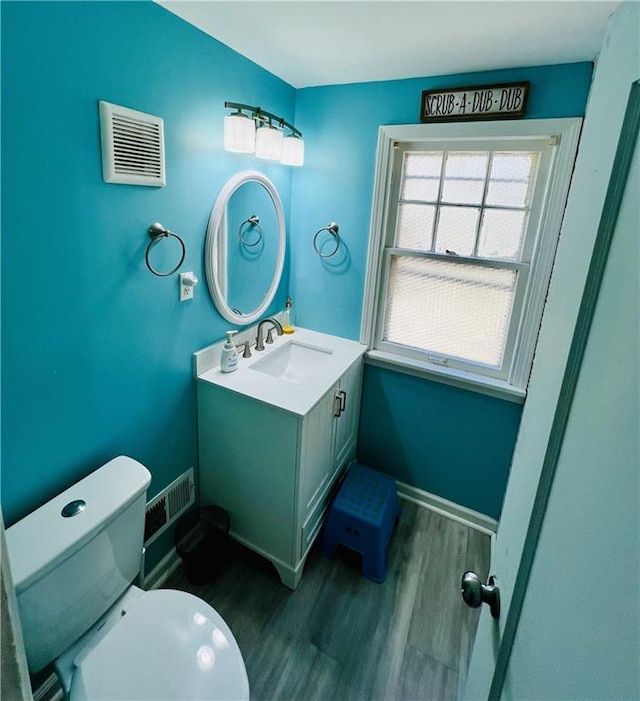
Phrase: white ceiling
[{"left": 157, "top": 1, "right": 620, "bottom": 88}]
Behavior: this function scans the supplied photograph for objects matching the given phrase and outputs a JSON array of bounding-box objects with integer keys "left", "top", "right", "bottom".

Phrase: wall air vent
[
  {"left": 99, "top": 100, "right": 165, "bottom": 186},
  {"left": 144, "top": 467, "right": 195, "bottom": 545}
]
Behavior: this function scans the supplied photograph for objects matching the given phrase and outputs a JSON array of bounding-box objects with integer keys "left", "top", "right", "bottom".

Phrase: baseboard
[
  {"left": 143, "top": 547, "right": 182, "bottom": 590},
  {"left": 396, "top": 481, "right": 497, "bottom": 535}
]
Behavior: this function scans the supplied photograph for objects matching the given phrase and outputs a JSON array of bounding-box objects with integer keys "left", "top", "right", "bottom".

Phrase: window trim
[
  {"left": 360, "top": 118, "right": 583, "bottom": 400},
  {"left": 377, "top": 138, "right": 552, "bottom": 383}
]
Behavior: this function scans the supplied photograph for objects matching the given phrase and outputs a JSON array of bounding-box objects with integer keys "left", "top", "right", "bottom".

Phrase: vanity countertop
[{"left": 196, "top": 327, "right": 367, "bottom": 416}]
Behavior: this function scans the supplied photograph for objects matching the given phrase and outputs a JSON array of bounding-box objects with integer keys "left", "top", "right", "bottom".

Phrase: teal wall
[
  {"left": 358, "top": 366, "right": 522, "bottom": 518},
  {"left": 290, "top": 63, "right": 593, "bottom": 337},
  {"left": 0, "top": 1, "right": 295, "bottom": 567},
  {"left": 0, "top": 0, "right": 593, "bottom": 549},
  {"left": 291, "top": 63, "right": 593, "bottom": 518}
]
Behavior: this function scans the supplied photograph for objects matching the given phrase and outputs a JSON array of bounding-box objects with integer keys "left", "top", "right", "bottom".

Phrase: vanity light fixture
[
  {"left": 223, "top": 108, "right": 255, "bottom": 154},
  {"left": 223, "top": 101, "right": 304, "bottom": 166},
  {"left": 280, "top": 134, "right": 305, "bottom": 167},
  {"left": 255, "top": 121, "right": 284, "bottom": 160}
]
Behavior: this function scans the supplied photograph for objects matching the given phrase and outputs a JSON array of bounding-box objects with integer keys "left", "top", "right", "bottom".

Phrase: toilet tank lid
[{"left": 6, "top": 456, "right": 151, "bottom": 593}]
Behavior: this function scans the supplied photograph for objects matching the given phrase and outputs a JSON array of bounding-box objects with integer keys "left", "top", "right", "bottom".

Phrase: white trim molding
[
  {"left": 361, "top": 118, "right": 583, "bottom": 400},
  {"left": 365, "top": 349, "right": 526, "bottom": 403},
  {"left": 397, "top": 480, "right": 498, "bottom": 535}
]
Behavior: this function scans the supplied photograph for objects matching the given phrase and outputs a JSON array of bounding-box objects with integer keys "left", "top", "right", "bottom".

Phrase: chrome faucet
[{"left": 255, "top": 318, "right": 283, "bottom": 351}]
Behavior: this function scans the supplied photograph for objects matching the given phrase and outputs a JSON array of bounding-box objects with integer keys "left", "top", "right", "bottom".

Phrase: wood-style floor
[{"left": 165, "top": 500, "right": 491, "bottom": 701}]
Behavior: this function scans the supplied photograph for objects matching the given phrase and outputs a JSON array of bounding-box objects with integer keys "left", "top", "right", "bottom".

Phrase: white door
[
  {"left": 463, "top": 73, "right": 639, "bottom": 699},
  {"left": 503, "top": 98, "right": 639, "bottom": 701}
]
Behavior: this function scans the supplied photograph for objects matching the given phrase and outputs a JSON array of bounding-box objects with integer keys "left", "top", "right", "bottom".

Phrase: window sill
[{"left": 364, "top": 350, "right": 526, "bottom": 404}]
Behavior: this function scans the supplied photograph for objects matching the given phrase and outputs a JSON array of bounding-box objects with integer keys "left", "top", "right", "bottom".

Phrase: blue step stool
[{"left": 321, "top": 463, "right": 399, "bottom": 583}]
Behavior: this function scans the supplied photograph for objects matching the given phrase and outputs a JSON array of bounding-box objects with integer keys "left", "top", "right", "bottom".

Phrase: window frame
[{"left": 361, "top": 118, "right": 582, "bottom": 402}]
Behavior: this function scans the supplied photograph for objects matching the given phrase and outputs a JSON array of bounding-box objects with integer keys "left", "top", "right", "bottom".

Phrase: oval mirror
[{"left": 205, "top": 171, "right": 286, "bottom": 325}]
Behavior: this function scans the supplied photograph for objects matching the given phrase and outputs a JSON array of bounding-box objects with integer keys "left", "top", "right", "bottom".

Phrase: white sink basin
[
  {"left": 195, "top": 327, "right": 368, "bottom": 416},
  {"left": 251, "top": 340, "right": 334, "bottom": 383}
]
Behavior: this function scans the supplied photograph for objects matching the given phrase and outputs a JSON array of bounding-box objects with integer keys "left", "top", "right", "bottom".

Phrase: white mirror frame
[{"left": 205, "top": 170, "right": 286, "bottom": 325}]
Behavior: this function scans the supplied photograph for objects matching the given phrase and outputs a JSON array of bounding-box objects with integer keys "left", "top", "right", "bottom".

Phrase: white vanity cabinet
[{"left": 195, "top": 330, "right": 366, "bottom": 590}]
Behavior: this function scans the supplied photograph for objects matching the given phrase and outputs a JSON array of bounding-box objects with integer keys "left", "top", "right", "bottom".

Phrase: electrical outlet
[{"left": 179, "top": 272, "right": 198, "bottom": 302}]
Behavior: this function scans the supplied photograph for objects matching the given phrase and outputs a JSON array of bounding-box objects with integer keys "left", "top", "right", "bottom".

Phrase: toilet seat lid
[{"left": 69, "top": 589, "right": 249, "bottom": 701}]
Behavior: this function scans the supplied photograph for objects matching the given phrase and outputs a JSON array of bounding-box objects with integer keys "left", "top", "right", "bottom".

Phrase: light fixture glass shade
[
  {"left": 280, "top": 135, "right": 305, "bottom": 166},
  {"left": 255, "top": 124, "right": 284, "bottom": 160},
  {"left": 224, "top": 113, "right": 255, "bottom": 153}
]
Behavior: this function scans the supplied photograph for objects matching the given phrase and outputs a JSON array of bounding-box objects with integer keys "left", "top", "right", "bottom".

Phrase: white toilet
[{"left": 6, "top": 456, "right": 250, "bottom": 700}]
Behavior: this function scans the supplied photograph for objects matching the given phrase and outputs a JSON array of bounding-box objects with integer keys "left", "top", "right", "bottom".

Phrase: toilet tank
[{"left": 6, "top": 456, "right": 151, "bottom": 673}]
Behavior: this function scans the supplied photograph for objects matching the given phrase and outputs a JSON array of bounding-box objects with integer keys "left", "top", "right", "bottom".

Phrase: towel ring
[
  {"left": 239, "top": 215, "right": 263, "bottom": 248},
  {"left": 313, "top": 222, "right": 340, "bottom": 258},
  {"left": 145, "top": 222, "right": 186, "bottom": 277}
]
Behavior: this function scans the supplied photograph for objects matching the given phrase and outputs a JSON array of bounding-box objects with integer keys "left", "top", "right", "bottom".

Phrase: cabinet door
[
  {"left": 333, "top": 360, "right": 364, "bottom": 473},
  {"left": 299, "top": 385, "right": 337, "bottom": 516}
]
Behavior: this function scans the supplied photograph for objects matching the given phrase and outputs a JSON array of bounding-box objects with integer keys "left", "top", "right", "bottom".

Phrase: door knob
[{"left": 461, "top": 571, "right": 501, "bottom": 619}]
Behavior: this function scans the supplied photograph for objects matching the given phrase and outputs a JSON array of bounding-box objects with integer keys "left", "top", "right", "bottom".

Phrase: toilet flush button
[{"left": 61, "top": 499, "right": 86, "bottom": 517}]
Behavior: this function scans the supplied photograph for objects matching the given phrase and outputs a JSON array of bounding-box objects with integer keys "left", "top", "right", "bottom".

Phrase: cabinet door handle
[
  {"left": 334, "top": 392, "right": 342, "bottom": 417},
  {"left": 334, "top": 390, "right": 347, "bottom": 417},
  {"left": 339, "top": 390, "right": 347, "bottom": 413}
]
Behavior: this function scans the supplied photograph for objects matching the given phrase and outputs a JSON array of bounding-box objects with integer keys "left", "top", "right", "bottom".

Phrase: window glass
[
  {"left": 486, "top": 152, "right": 539, "bottom": 207},
  {"left": 396, "top": 203, "right": 436, "bottom": 250},
  {"left": 434, "top": 206, "right": 480, "bottom": 256},
  {"left": 401, "top": 152, "right": 442, "bottom": 201},
  {"left": 477, "top": 209, "right": 528, "bottom": 261},
  {"left": 384, "top": 256, "right": 516, "bottom": 368},
  {"left": 441, "top": 152, "right": 489, "bottom": 204}
]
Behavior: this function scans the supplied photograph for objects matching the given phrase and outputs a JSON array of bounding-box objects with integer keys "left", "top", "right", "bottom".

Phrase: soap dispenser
[
  {"left": 220, "top": 330, "right": 239, "bottom": 373},
  {"left": 282, "top": 297, "right": 295, "bottom": 334}
]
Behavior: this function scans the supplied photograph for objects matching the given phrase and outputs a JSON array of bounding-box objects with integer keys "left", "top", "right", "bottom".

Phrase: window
[{"left": 362, "top": 119, "right": 582, "bottom": 400}]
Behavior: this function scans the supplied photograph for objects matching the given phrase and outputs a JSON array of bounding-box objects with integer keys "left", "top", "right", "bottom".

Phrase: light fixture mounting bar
[{"left": 224, "top": 101, "right": 302, "bottom": 138}]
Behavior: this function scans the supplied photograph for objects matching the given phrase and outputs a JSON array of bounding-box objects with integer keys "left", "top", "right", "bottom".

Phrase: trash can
[{"left": 174, "top": 506, "right": 230, "bottom": 584}]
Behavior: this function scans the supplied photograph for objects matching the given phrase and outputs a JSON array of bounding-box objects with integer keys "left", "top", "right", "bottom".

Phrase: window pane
[
  {"left": 384, "top": 256, "right": 516, "bottom": 368},
  {"left": 401, "top": 152, "right": 443, "bottom": 201},
  {"left": 441, "top": 152, "right": 489, "bottom": 204},
  {"left": 396, "top": 204, "right": 436, "bottom": 250},
  {"left": 486, "top": 152, "right": 539, "bottom": 207},
  {"left": 478, "top": 209, "right": 528, "bottom": 260},
  {"left": 434, "top": 206, "right": 480, "bottom": 256}
]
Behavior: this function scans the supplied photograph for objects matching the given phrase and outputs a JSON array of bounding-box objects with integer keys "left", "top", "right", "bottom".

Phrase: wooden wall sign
[{"left": 420, "top": 81, "right": 529, "bottom": 123}]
